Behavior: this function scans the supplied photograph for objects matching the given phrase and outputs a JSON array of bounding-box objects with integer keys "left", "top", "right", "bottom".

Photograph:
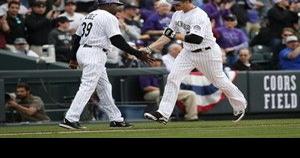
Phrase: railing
[
  {"left": 1, "top": 69, "right": 300, "bottom": 123},
  {"left": 0, "top": 68, "right": 169, "bottom": 122}
]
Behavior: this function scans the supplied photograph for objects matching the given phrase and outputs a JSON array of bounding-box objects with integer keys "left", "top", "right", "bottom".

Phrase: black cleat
[
  {"left": 59, "top": 118, "right": 87, "bottom": 130},
  {"left": 233, "top": 109, "right": 245, "bottom": 123},
  {"left": 144, "top": 111, "right": 168, "bottom": 125},
  {"left": 109, "top": 121, "right": 133, "bottom": 128}
]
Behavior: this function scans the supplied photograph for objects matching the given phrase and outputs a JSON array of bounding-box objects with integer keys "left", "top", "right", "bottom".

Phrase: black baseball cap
[
  {"left": 224, "top": 14, "right": 237, "bottom": 21},
  {"left": 65, "top": 0, "right": 76, "bottom": 5},
  {"left": 55, "top": 16, "right": 73, "bottom": 23},
  {"left": 124, "top": 2, "right": 139, "bottom": 9},
  {"left": 32, "top": 1, "right": 46, "bottom": 7}
]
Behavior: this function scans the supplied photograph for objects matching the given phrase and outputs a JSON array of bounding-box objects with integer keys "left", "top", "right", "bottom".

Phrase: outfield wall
[{"left": 0, "top": 69, "right": 300, "bottom": 122}]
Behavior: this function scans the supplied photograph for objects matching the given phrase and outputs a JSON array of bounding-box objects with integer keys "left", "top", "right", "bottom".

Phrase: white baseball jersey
[
  {"left": 169, "top": 7, "right": 216, "bottom": 51},
  {"left": 65, "top": 9, "right": 125, "bottom": 123},
  {"left": 75, "top": 9, "right": 122, "bottom": 52},
  {"left": 155, "top": 7, "right": 247, "bottom": 120}
]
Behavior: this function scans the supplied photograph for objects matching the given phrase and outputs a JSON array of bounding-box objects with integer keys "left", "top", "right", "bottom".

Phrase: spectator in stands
[
  {"left": 59, "top": 0, "right": 85, "bottom": 34},
  {"left": 230, "top": 0, "right": 252, "bottom": 30},
  {"left": 279, "top": 35, "right": 300, "bottom": 70},
  {"left": 0, "top": 9, "right": 9, "bottom": 49},
  {"left": 203, "top": 0, "right": 233, "bottom": 28},
  {"left": 0, "top": 0, "right": 28, "bottom": 15},
  {"left": 139, "top": 59, "right": 199, "bottom": 121},
  {"left": 231, "top": 48, "right": 261, "bottom": 71},
  {"left": 221, "top": 48, "right": 231, "bottom": 72},
  {"left": 272, "top": 27, "right": 295, "bottom": 69},
  {"left": 245, "top": 0, "right": 264, "bottom": 37},
  {"left": 290, "top": 1, "right": 300, "bottom": 39},
  {"left": 28, "top": 0, "right": 53, "bottom": 13},
  {"left": 52, "top": 0, "right": 64, "bottom": 13},
  {"left": 123, "top": 2, "right": 141, "bottom": 29},
  {"left": 259, "top": 0, "right": 273, "bottom": 17},
  {"left": 215, "top": 14, "right": 249, "bottom": 66},
  {"left": 139, "top": 0, "right": 159, "bottom": 22},
  {"left": 142, "top": 1, "right": 172, "bottom": 43},
  {"left": 25, "top": 1, "right": 58, "bottom": 56},
  {"left": 267, "top": 0, "right": 298, "bottom": 50},
  {"left": 162, "top": 42, "right": 182, "bottom": 72},
  {"left": 116, "top": 6, "right": 149, "bottom": 42},
  {"left": 4, "top": 0, "right": 26, "bottom": 52},
  {"left": 48, "top": 16, "right": 72, "bottom": 62},
  {"left": 280, "top": 27, "right": 295, "bottom": 50},
  {"left": 5, "top": 83, "right": 50, "bottom": 122},
  {"left": 13, "top": 37, "right": 39, "bottom": 58}
]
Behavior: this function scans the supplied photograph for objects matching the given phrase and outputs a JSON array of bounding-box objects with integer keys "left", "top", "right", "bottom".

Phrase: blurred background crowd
[{"left": 0, "top": 0, "right": 300, "bottom": 71}]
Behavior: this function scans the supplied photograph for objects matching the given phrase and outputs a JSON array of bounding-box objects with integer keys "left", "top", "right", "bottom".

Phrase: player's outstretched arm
[
  {"left": 110, "top": 35, "right": 155, "bottom": 64},
  {"left": 143, "top": 27, "right": 175, "bottom": 54},
  {"left": 145, "top": 35, "right": 172, "bottom": 54}
]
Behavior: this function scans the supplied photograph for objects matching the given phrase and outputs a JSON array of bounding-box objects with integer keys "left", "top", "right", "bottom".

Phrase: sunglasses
[{"left": 283, "top": 34, "right": 293, "bottom": 37}]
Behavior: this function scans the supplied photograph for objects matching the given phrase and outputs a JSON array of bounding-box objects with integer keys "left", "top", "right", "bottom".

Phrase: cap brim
[
  {"left": 15, "top": 42, "right": 27, "bottom": 44},
  {"left": 287, "top": 40, "right": 298, "bottom": 43},
  {"left": 112, "top": 2, "right": 124, "bottom": 6}
]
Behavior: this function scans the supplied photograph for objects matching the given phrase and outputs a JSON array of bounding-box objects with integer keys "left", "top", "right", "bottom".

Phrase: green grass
[{"left": 0, "top": 119, "right": 300, "bottom": 138}]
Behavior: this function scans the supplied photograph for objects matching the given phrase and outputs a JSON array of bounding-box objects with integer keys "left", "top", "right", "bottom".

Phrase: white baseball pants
[
  {"left": 158, "top": 44, "right": 247, "bottom": 119},
  {"left": 65, "top": 46, "right": 124, "bottom": 122}
]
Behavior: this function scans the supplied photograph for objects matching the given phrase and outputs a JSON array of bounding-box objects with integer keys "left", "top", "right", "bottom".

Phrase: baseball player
[
  {"left": 59, "top": 0, "right": 154, "bottom": 130},
  {"left": 143, "top": 0, "right": 247, "bottom": 124}
]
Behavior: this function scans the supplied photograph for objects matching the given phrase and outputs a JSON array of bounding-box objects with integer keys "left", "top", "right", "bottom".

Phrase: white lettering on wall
[
  {"left": 264, "top": 94, "right": 270, "bottom": 109},
  {"left": 291, "top": 75, "right": 297, "bottom": 91},
  {"left": 277, "top": 76, "right": 283, "bottom": 91},
  {"left": 264, "top": 76, "right": 269, "bottom": 91},
  {"left": 263, "top": 75, "right": 298, "bottom": 110},
  {"left": 284, "top": 75, "right": 291, "bottom": 91},
  {"left": 270, "top": 75, "right": 276, "bottom": 91},
  {"left": 291, "top": 93, "right": 297, "bottom": 109},
  {"left": 277, "top": 93, "right": 283, "bottom": 109}
]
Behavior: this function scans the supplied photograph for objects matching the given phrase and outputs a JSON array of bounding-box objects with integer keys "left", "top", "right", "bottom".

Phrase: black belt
[
  {"left": 83, "top": 44, "right": 107, "bottom": 52},
  {"left": 191, "top": 47, "right": 211, "bottom": 53}
]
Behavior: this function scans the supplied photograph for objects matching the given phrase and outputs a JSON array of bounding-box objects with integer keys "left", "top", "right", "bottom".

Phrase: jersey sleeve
[{"left": 103, "top": 15, "right": 122, "bottom": 38}]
